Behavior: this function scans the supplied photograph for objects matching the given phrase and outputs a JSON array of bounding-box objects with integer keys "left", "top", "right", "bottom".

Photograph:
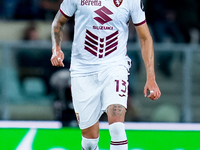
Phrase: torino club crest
[{"left": 113, "top": 0, "right": 123, "bottom": 7}]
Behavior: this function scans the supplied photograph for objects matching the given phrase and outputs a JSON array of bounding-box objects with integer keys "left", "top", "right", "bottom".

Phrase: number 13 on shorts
[{"left": 115, "top": 79, "right": 128, "bottom": 97}]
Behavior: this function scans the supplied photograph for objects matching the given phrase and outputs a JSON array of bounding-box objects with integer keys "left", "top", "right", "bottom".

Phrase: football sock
[
  {"left": 109, "top": 122, "right": 128, "bottom": 150},
  {"left": 81, "top": 136, "right": 99, "bottom": 150}
]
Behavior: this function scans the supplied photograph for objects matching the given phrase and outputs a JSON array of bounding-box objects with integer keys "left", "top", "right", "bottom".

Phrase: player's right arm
[{"left": 51, "top": 11, "right": 69, "bottom": 67}]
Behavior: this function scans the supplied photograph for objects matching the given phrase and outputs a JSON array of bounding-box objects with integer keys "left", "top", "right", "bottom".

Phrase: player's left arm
[{"left": 135, "top": 22, "right": 161, "bottom": 100}]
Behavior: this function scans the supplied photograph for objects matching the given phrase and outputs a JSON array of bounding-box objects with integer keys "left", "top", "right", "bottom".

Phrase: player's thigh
[
  {"left": 102, "top": 66, "right": 129, "bottom": 110},
  {"left": 71, "top": 75, "right": 103, "bottom": 130},
  {"left": 102, "top": 66, "right": 129, "bottom": 124}
]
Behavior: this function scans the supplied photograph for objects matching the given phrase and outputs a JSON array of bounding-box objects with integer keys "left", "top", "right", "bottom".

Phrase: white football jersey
[{"left": 60, "top": 0, "right": 146, "bottom": 76}]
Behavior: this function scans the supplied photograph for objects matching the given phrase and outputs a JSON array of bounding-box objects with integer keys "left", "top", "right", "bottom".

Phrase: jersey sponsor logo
[
  {"left": 113, "top": 0, "right": 123, "bottom": 7},
  {"left": 93, "top": 26, "right": 113, "bottom": 30},
  {"left": 84, "top": 29, "right": 118, "bottom": 58},
  {"left": 94, "top": 6, "right": 113, "bottom": 25},
  {"left": 81, "top": 0, "right": 101, "bottom": 6}
]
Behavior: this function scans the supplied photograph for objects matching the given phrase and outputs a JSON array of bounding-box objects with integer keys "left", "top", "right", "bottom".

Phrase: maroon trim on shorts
[{"left": 134, "top": 20, "right": 146, "bottom": 26}]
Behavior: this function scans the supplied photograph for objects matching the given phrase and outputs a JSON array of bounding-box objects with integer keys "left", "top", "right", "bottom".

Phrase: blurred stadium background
[{"left": 0, "top": 0, "right": 200, "bottom": 149}]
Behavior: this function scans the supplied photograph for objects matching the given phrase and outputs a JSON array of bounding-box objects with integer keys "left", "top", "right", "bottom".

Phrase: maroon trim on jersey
[
  {"left": 99, "top": 49, "right": 103, "bottom": 53},
  {"left": 105, "top": 46, "right": 117, "bottom": 56},
  {"left": 85, "top": 46, "right": 97, "bottom": 56},
  {"left": 59, "top": 9, "right": 70, "bottom": 18},
  {"left": 106, "top": 31, "right": 118, "bottom": 40},
  {"left": 85, "top": 40, "right": 98, "bottom": 51},
  {"left": 86, "top": 30, "right": 98, "bottom": 40},
  {"left": 105, "top": 41, "right": 118, "bottom": 51},
  {"left": 84, "top": 30, "right": 119, "bottom": 58},
  {"left": 100, "top": 38, "right": 104, "bottom": 42},
  {"left": 86, "top": 35, "right": 98, "bottom": 45},
  {"left": 134, "top": 20, "right": 146, "bottom": 26},
  {"left": 111, "top": 140, "right": 128, "bottom": 145},
  {"left": 100, "top": 44, "right": 104, "bottom": 48},
  {"left": 106, "top": 37, "right": 118, "bottom": 46}
]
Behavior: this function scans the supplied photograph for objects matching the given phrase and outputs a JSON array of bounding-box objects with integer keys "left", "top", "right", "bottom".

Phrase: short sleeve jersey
[{"left": 60, "top": 0, "right": 146, "bottom": 76}]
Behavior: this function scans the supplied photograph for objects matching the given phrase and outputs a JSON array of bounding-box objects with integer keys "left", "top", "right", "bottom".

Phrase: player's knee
[
  {"left": 107, "top": 104, "right": 126, "bottom": 124},
  {"left": 109, "top": 122, "right": 126, "bottom": 139},
  {"left": 82, "top": 136, "right": 99, "bottom": 150}
]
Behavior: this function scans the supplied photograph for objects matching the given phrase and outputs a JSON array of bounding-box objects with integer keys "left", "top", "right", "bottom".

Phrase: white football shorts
[{"left": 71, "top": 66, "right": 129, "bottom": 129}]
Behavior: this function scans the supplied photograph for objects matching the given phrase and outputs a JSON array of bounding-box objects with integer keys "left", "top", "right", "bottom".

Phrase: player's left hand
[{"left": 144, "top": 79, "right": 161, "bottom": 100}]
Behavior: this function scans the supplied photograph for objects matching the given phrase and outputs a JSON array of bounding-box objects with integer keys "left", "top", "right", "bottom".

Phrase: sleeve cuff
[
  {"left": 59, "top": 9, "right": 70, "bottom": 18},
  {"left": 134, "top": 20, "right": 146, "bottom": 26}
]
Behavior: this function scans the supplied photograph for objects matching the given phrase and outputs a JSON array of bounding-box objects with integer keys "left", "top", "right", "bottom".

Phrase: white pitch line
[
  {"left": 99, "top": 122, "right": 200, "bottom": 131},
  {"left": 15, "top": 128, "right": 37, "bottom": 150},
  {"left": 1, "top": 121, "right": 200, "bottom": 130},
  {"left": 0, "top": 121, "right": 62, "bottom": 128}
]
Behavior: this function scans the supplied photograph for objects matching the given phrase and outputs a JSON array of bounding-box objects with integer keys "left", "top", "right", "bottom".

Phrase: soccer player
[{"left": 51, "top": 0, "right": 161, "bottom": 149}]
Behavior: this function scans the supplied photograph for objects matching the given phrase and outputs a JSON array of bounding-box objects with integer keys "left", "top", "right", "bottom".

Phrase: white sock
[
  {"left": 109, "top": 122, "right": 128, "bottom": 150},
  {"left": 81, "top": 136, "right": 99, "bottom": 150}
]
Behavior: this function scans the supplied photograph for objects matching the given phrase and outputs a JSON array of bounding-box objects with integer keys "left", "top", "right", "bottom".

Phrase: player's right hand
[{"left": 51, "top": 50, "right": 65, "bottom": 67}]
